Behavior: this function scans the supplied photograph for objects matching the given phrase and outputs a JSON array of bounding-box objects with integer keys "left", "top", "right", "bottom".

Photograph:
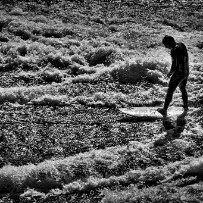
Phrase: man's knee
[
  {"left": 179, "top": 81, "right": 187, "bottom": 91},
  {"left": 179, "top": 85, "right": 186, "bottom": 93},
  {"left": 179, "top": 77, "right": 188, "bottom": 87},
  {"left": 168, "top": 84, "right": 177, "bottom": 94}
]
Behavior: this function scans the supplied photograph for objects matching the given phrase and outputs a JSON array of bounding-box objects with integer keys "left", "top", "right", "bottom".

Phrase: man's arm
[{"left": 167, "top": 54, "right": 177, "bottom": 77}]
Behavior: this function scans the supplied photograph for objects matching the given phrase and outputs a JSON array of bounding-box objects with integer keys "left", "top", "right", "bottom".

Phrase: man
[{"left": 157, "top": 35, "right": 189, "bottom": 116}]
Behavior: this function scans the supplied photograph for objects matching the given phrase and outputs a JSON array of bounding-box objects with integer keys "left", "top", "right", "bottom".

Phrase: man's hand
[{"left": 167, "top": 72, "right": 172, "bottom": 78}]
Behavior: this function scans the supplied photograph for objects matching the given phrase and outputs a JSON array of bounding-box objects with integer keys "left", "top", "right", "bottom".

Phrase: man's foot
[{"left": 157, "top": 108, "right": 167, "bottom": 116}]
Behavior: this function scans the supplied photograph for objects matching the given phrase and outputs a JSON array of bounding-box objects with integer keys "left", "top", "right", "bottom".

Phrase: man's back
[{"left": 171, "top": 42, "right": 189, "bottom": 75}]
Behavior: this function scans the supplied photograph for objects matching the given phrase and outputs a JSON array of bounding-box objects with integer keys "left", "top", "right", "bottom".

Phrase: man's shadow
[{"left": 154, "top": 111, "right": 187, "bottom": 146}]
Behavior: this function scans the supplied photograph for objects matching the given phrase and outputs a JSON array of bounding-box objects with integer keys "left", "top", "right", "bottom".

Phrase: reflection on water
[
  {"left": 163, "top": 111, "right": 187, "bottom": 136},
  {"left": 154, "top": 111, "right": 187, "bottom": 146}
]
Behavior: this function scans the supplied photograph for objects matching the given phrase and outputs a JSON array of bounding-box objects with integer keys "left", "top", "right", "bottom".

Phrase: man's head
[{"left": 162, "top": 35, "right": 176, "bottom": 49}]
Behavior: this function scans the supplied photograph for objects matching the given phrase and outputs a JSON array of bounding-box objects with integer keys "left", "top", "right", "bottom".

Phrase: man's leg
[
  {"left": 164, "top": 75, "right": 180, "bottom": 110},
  {"left": 158, "top": 74, "right": 180, "bottom": 115},
  {"left": 179, "top": 77, "right": 188, "bottom": 110}
]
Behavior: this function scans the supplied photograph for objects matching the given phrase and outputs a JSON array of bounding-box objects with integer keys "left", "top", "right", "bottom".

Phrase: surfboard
[{"left": 119, "top": 106, "right": 184, "bottom": 119}]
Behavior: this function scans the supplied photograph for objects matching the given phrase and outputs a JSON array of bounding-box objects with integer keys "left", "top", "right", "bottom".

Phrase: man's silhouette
[{"left": 158, "top": 35, "right": 189, "bottom": 116}]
